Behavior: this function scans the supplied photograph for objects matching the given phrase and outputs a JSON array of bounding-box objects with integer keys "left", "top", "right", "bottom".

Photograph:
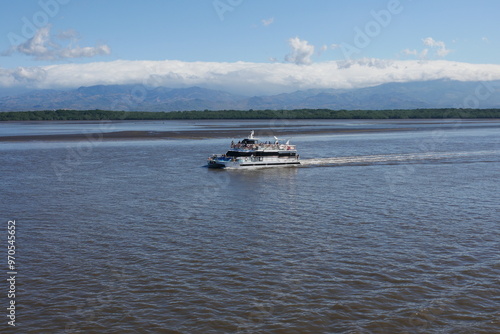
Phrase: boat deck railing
[{"left": 230, "top": 143, "right": 296, "bottom": 151}]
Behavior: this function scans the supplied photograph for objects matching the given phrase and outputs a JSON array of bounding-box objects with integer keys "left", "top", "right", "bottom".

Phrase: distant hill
[{"left": 1, "top": 80, "right": 500, "bottom": 111}]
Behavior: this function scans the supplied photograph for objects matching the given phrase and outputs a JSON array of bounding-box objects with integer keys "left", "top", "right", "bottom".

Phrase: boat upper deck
[
  {"left": 228, "top": 131, "right": 297, "bottom": 151},
  {"left": 230, "top": 140, "right": 296, "bottom": 152}
]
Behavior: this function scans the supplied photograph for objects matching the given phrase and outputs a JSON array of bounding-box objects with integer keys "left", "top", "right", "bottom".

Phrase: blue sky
[{"left": 1, "top": 0, "right": 500, "bottom": 95}]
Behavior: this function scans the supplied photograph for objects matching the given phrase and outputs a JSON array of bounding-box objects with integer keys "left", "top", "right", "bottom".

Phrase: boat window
[{"left": 226, "top": 151, "right": 253, "bottom": 157}]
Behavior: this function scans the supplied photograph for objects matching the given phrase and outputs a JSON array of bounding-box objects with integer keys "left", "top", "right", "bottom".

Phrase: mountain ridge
[{"left": 1, "top": 80, "right": 499, "bottom": 111}]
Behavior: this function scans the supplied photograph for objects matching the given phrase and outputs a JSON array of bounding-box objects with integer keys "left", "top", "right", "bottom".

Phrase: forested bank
[{"left": 1, "top": 108, "right": 499, "bottom": 121}]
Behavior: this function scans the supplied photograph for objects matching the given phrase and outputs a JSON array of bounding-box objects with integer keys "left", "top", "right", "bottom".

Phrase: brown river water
[{"left": 1, "top": 119, "right": 499, "bottom": 333}]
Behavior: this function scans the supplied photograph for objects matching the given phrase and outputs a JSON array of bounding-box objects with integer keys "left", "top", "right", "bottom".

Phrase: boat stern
[
  {"left": 207, "top": 155, "right": 231, "bottom": 168},
  {"left": 207, "top": 160, "right": 226, "bottom": 168}
]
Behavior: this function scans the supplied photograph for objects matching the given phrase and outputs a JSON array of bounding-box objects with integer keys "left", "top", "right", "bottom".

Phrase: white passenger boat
[{"left": 207, "top": 131, "right": 300, "bottom": 168}]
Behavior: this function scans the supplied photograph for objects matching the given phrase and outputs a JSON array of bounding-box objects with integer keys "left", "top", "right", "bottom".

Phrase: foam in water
[{"left": 300, "top": 150, "right": 498, "bottom": 167}]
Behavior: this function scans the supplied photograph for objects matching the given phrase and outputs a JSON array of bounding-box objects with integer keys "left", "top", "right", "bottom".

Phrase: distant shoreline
[
  {"left": 1, "top": 108, "right": 500, "bottom": 122},
  {"left": 2, "top": 109, "right": 499, "bottom": 142}
]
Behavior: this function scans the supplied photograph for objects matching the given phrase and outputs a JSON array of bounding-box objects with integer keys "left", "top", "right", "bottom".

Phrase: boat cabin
[{"left": 241, "top": 138, "right": 257, "bottom": 145}]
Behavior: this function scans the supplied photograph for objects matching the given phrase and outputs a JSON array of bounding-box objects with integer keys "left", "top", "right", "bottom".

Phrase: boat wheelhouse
[{"left": 207, "top": 131, "right": 300, "bottom": 168}]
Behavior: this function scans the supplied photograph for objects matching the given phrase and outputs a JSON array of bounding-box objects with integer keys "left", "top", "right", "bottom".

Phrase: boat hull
[{"left": 207, "top": 159, "right": 300, "bottom": 169}]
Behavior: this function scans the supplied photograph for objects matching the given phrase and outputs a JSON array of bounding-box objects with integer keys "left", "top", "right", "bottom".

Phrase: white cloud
[
  {"left": 402, "top": 48, "right": 428, "bottom": 59},
  {"left": 261, "top": 17, "right": 274, "bottom": 26},
  {"left": 2, "top": 58, "right": 500, "bottom": 95},
  {"left": 401, "top": 37, "right": 451, "bottom": 59},
  {"left": 13, "top": 25, "right": 54, "bottom": 59},
  {"left": 316, "top": 44, "right": 328, "bottom": 57},
  {"left": 58, "top": 45, "right": 111, "bottom": 59},
  {"left": 0, "top": 66, "right": 47, "bottom": 87},
  {"left": 285, "top": 37, "right": 315, "bottom": 65},
  {"left": 422, "top": 37, "right": 442, "bottom": 48},
  {"left": 4, "top": 25, "right": 111, "bottom": 61},
  {"left": 12, "top": 66, "right": 47, "bottom": 83},
  {"left": 402, "top": 48, "right": 418, "bottom": 56},
  {"left": 57, "top": 29, "right": 81, "bottom": 41},
  {"left": 422, "top": 37, "right": 451, "bottom": 57}
]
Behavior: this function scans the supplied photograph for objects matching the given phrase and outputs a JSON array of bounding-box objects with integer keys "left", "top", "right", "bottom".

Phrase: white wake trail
[{"left": 300, "top": 150, "right": 498, "bottom": 167}]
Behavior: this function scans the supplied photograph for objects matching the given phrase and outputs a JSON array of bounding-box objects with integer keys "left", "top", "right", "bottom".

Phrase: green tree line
[{"left": 0, "top": 108, "right": 499, "bottom": 121}]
